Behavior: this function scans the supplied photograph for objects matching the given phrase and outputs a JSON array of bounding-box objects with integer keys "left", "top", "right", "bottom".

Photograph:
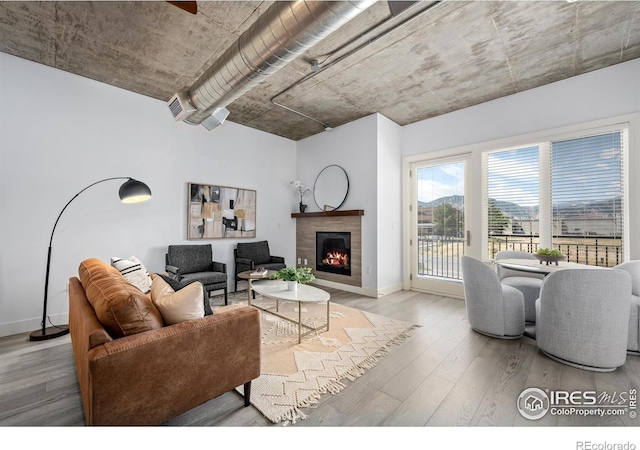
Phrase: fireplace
[{"left": 316, "top": 232, "right": 351, "bottom": 276}]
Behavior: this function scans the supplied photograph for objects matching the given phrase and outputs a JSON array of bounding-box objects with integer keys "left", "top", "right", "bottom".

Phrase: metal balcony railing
[
  {"left": 416, "top": 233, "right": 623, "bottom": 280},
  {"left": 417, "top": 236, "right": 465, "bottom": 280}
]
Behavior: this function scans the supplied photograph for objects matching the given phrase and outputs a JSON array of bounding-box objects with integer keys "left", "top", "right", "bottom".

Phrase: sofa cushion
[
  {"left": 180, "top": 271, "right": 227, "bottom": 286},
  {"left": 150, "top": 276, "right": 205, "bottom": 325},
  {"left": 110, "top": 256, "right": 152, "bottom": 293},
  {"left": 79, "top": 258, "right": 164, "bottom": 338},
  {"left": 158, "top": 274, "right": 213, "bottom": 316}
]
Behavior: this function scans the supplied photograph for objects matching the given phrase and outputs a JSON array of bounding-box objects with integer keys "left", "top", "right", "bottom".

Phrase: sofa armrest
[
  {"left": 270, "top": 256, "right": 285, "bottom": 264},
  {"left": 165, "top": 264, "right": 181, "bottom": 278},
  {"left": 69, "top": 277, "right": 113, "bottom": 351},
  {"left": 235, "top": 258, "right": 255, "bottom": 275},
  {"left": 212, "top": 261, "right": 227, "bottom": 274},
  {"left": 235, "top": 257, "right": 254, "bottom": 266},
  {"left": 86, "top": 306, "right": 261, "bottom": 425}
]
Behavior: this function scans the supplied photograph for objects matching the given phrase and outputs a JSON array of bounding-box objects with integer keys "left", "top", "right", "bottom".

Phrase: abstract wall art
[{"left": 187, "top": 183, "right": 257, "bottom": 239}]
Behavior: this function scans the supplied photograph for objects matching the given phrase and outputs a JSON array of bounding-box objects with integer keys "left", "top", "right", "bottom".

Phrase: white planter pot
[{"left": 287, "top": 281, "right": 298, "bottom": 291}]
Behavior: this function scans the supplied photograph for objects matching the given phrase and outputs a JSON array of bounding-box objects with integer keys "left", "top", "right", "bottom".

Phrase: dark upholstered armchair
[
  {"left": 234, "top": 241, "right": 286, "bottom": 292},
  {"left": 166, "top": 244, "right": 228, "bottom": 305}
]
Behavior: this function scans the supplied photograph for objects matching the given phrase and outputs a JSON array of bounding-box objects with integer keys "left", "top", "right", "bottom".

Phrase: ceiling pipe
[
  {"left": 314, "top": 0, "right": 421, "bottom": 67},
  {"left": 168, "top": 0, "right": 377, "bottom": 131},
  {"left": 271, "top": 1, "right": 442, "bottom": 131}
]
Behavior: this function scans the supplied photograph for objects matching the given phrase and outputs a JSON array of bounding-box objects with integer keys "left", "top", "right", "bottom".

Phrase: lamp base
[{"left": 29, "top": 325, "right": 70, "bottom": 341}]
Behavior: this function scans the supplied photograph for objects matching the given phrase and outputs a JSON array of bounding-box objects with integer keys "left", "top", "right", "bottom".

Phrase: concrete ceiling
[{"left": 1, "top": 1, "right": 639, "bottom": 141}]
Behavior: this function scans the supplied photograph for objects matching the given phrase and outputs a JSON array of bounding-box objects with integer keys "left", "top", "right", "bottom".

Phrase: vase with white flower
[{"left": 290, "top": 180, "right": 310, "bottom": 213}]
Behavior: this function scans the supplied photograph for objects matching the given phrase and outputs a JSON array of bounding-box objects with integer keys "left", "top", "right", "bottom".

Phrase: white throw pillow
[
  {"left": 110, "top": 256, "right": 152, "bottom": 293},
  {"left": 150, "top": 276, "right": 205, "bottom": 325}
]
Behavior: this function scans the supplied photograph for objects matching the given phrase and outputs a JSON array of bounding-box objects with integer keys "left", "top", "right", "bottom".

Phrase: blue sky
[
  {"left": 487, "top": 146, "right": 539, "bottom": 207},
  {"left": 551, "top": 132, "right": 622, "bottom": 204},
  {"left": 417, "top": 161, "right": 464, "bottom": 204}
]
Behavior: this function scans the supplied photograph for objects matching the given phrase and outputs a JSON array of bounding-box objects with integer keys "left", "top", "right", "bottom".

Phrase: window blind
[
  {"left": 486, "top": 146, "right": 539, "bottom": 239},
  {"left": 483, "top": 126, "right": 626, "bottom": 266},
  {"left": 550, "top": 131, "right": 624, "bottom": 265}
]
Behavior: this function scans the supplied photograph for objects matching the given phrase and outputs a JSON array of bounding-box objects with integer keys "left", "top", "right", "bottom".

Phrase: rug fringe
[
  {"left": 275, "top": 324, "right": 419, "bottom": 425},
  {"left": 281, "top": 406, "right": 308, "bottom": 426}
]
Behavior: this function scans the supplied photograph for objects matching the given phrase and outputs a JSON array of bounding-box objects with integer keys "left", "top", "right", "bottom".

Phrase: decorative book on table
[{"left": 251, "top": 268, "right": 268, "bottom": 276}]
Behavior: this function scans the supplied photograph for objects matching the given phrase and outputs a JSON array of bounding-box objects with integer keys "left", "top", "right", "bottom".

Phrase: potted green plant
[
  {"left": 270, "top": 266, "right": 315, "bottom": 291},
  {"left": 534, "top": 248, "right": 565, "bottom": 265}
]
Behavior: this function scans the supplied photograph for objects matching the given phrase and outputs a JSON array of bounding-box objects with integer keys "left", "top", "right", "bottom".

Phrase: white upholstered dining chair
[
  {"left": 461, "top": 256, "right": 525, "bottom": 339},
  {"left": 614, "top": 260, "right": 640, "bottom": 355},
  {"left": 535, "top": 268, "right": 631, "bottom": 372},
  {"left": 495, "top": 250, "right": 544, "bottom": 323}
]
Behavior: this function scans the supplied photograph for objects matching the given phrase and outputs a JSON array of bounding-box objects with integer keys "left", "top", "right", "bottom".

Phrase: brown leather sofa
[{"left": 69, "top": 258, "right": 261, "bottom": 425}]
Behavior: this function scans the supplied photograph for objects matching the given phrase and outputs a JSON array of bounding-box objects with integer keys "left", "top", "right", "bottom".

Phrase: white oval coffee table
[{"left": 251, "top": 280, "right": 330, "bottom": 343}]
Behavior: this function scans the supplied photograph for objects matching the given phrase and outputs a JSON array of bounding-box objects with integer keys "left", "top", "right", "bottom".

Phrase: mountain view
[{"left": 419, "top": 195, "right": 622, "bottom": 219}]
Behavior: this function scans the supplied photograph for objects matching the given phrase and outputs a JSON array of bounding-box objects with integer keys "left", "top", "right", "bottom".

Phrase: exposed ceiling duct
[
  {"left": 387, "top": 1, "right": 419, "bottom": 17},
  {"left": 168, "top": 0, "right": 377, "bottom": 131}
]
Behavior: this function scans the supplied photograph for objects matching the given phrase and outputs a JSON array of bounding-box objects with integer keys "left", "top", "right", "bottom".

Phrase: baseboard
[
  {"left": 410, "top": 287, "right": 465, "bottom": 300},
  {"left": 311, "top": 279, "right": 378, "bottom": 298},
  {"left": 311, "top": 280, "right": 404, "bottom": 298},
  {"left": 0, "top": 312, "right": 69, "bottom": 338},
  {"left": 376, "top": 283, "right": 403, "bottom": 297}
]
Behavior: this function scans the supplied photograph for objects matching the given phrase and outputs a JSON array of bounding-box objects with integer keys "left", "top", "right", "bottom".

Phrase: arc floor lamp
[{"left": 29, "top": 177, "right": 152, "bottom": 341}]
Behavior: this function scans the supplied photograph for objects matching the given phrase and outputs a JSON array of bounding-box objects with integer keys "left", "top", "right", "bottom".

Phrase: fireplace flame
[{"left": 322, "top": 251, "right": 349, "bottom": 267}]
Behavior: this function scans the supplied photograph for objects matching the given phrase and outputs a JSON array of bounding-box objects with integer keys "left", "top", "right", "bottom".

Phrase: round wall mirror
[{"left": 313, "top": 165, "right": 349, "bottom": 211}]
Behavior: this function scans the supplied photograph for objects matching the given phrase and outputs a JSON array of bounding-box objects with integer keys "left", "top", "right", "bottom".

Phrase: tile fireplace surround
[{"left": 291, "top": 210, "right": 363, "bottom": 288}]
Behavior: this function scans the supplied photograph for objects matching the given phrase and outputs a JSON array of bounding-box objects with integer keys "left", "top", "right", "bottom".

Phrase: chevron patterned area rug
[{"left": 219, "top": 296, "right": 419, "bottom": 425}]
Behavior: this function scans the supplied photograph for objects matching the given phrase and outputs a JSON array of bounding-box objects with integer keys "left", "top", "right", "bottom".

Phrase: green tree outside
[
  {"left": 488, "top": 198, "right": 509, "bottom": 235},
  {"left": 432, "top": 203, "right": 464, "bottom": 238}
]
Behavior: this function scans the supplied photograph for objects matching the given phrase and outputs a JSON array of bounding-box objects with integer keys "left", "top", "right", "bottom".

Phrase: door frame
[{"left": 402, "top": 150, "right": 473, "bottom": 298}]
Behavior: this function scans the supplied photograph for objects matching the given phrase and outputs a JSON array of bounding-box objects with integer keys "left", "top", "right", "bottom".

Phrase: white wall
[
  {"left": 296, "top": 113, "right": 404, "bottom": 295},
  {"left": 0, "top": 53, "right": 297, "bottom": 337},
  {"left": 376, "top": 115, "right": 403, "bottom": 292},
  {"left": 296, "top": 115, "right": 379, "bottom": 291}
]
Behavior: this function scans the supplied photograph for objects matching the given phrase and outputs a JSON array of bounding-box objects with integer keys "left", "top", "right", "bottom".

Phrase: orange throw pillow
[{"left": 78, "top": 258, "right": 164, "bottom": 338}]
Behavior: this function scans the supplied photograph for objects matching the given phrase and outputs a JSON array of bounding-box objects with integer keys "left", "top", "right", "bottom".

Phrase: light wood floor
[{"left": 1, "top": 288, "right": 639, "bottom": 428}]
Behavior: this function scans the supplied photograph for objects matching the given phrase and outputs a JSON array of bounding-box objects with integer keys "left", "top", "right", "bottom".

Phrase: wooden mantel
[{"left": 291, "top": 209, "right": 364, "bottom": 218}]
